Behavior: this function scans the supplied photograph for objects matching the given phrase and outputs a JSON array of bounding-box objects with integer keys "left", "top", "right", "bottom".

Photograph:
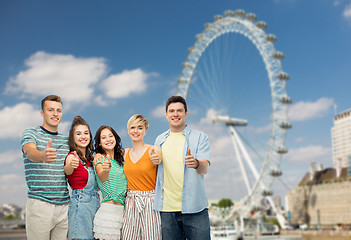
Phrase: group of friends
[{"left": 21, "top": 94, "right": 211, "bottom": 240}]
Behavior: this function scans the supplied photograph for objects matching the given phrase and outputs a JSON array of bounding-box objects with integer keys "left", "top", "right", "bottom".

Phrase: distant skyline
[{"left": 1, "top": 0, "right": 351, "bottom": 206}]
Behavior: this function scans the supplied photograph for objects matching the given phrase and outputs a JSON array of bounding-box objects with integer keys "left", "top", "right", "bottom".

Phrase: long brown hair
[
  {"left": 68, "top": 116, "right": 94, "bottom": 166},
  {"left": 94, "top": 125, "right": 124, "bottom": 166}
]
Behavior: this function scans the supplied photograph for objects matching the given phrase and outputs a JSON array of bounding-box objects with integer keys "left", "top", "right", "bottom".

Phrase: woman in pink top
[{"left": 121, "top": 114, "right": 162, "bottom": 240}]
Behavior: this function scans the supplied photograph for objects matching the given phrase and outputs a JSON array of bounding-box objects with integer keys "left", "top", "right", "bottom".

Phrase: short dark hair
[
  {"left": 165, "top": 96, "right": 187, "bottom": 112},
  {"left": 41, "top": 95, "right": 62, "bottom": 110}
]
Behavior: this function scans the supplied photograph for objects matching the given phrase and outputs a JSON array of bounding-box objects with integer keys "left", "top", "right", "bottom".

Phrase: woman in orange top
[{"left": 121, "top": 114, "right": 162, "bottom": 240}]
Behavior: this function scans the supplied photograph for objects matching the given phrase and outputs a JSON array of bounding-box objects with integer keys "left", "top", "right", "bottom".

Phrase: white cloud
[
  {"left": 0, "top": 150, "right": 22, "bottom": 165},
  {"left": 152, "top": 105, "right": 165, "bottom": 118},
  {"left": 0, "top": 103, "right": 41, "bottom": 139},
  {"left": 0, "top": 174, "right": 27, "bottom": 206},
  {"left": 343, "top": 3, "right": 351, "bottom": 18},
  {"left": 210, "top": 135, "right": 232, "bottom": 157},
  {"left": 100, "top": 69, "right": 156, "bottom": 99},
  {"left": 117, "top": 128, "right": 128, "bottom": 138},
  {"left": 247, "top": 124, "right": 271, "bottom": 134},
  {"left": 5, "top": 51, "right": 107, "bottom": 108},
  {"left": 94, "top": 95, "right": 109, "bottom": 107},
  {"left": 288, "top": 97, "right": 334, "bottom": 121},
  {"left": 295, "top": 137, "right": 305, "bottom": 143},
  {"left": 0, "top": 102, "right": 70, "bottom": 140},
  {"left": 4, "top": 52, "right": 159, "bottom": 110},
  {"left": 272, "top": 0, "right": 296, "bottom": 4},
  {"left": 0, "top": 174, "right": 25, "bottom": 186},
  {"left": 286, "top": 145, "right": 332, "bottom": 164},
  {"left": 58, "top": 121, "right": 71, "bottom": 136}
]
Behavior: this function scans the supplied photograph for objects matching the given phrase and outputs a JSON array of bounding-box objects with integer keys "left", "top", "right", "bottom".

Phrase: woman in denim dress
[{"left": 64, "top": 116, "right": 100, "bottom": 240}]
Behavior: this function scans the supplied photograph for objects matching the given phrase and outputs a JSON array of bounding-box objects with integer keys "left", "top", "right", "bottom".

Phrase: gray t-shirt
[{"left": 21, "top": 126, "right": 70, "bottom": 205}]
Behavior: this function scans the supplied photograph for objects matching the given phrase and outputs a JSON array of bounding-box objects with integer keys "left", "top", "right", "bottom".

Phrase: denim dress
[{"left": 68, "top": 165, "right": 100, "bottom": 240}]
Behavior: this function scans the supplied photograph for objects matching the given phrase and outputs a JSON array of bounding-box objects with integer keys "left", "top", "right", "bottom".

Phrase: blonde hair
[{"left": 127, "top": 114, "right": 149, "bottom": 130}]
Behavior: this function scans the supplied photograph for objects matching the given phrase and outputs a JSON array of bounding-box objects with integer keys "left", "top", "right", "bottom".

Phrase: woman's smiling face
[{"left": 100, "top": 128, "right": 116, "bottom": 151}]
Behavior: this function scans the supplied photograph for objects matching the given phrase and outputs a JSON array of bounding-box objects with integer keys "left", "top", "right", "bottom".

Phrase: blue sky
[{"left": 1, "top": 0, "right": 351, "bottom": 207}]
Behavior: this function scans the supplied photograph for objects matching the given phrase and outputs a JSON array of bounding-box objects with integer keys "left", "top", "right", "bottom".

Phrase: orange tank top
[{"left": 124, "top": 147, "right": 158, "bottom": 191}]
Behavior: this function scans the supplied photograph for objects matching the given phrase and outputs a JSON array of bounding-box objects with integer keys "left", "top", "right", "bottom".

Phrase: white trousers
[
  {"left": 26, "top": 198, "right": 68, "bottom": 240},
  {"left": 121, "top": 190, "right": 161, "bottom": 240}
]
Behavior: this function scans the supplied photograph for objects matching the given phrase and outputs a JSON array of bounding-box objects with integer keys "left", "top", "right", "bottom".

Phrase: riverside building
[
  {"left": 286, "top": 162, "right": 351, "bottom": 229},
  {"left": 332, "top": 109, "right": 351, "bottom": 169},
  {"left": 286, "top": 109, "right": 351, "bottom": 229}
]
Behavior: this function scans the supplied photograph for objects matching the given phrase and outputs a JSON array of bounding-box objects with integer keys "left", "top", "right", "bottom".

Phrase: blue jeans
[{"left": 160, "top": 208, "right": 210, "bottom": 240}]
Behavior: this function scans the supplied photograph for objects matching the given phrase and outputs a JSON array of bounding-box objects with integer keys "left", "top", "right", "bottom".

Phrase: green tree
[
  {"left": 5, "top": 214, "right": 19, "bottom": 220},
  {"left": 218, "top": 198, "right": 234, "bottom": 208}
]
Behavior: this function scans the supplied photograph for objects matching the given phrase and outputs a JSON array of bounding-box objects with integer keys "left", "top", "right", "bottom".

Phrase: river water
[
  {"left": 244, "top": 237, "right": 347, "bottom": 240},
  {"left": 245, "top": 235, "right": 351, "bottom": 240}
]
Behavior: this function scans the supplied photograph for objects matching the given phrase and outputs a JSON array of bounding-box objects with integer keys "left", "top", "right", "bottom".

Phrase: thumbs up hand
[
  {"left": 46, "top": 138, "right": 52, "bottom": 149},
  {"left": 42, "top": 138, "right": 57, "bottom": 163},
  {"left": 94, "top": 153, "right": 104, "bottom": 165},
  {"left": 102, "top": 157, "right": 111, "bottom": 173},
  {"left": 149, "top": 146, "right": 162, "bottom": 166},
  {"left": 70, "top": 151, "right": 80, "bottom": 169},
  {"left": 185, "top": 148, "right": 199, "bottom": 169}
]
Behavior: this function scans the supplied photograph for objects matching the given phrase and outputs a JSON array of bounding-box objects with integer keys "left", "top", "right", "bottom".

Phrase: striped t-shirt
[
  {"left": 94, "top": 157, "right": 127, "bottom": 205},
  {"left": 21, "top": 126, "right": 70, "bottom": 205}
]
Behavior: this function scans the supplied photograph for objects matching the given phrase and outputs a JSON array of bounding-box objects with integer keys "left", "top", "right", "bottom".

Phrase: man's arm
[
  {"left": 22, "top": 139, "right": 57, "bottom": 163},
  {"left": 196, "top": 159, "right": 210, "bottom": 175},
  {"left": 185, "top": 131, "right": 210, "bottom": 175},
  {"left": 185, "top": 148, "right": 209, "bottom": 175}
]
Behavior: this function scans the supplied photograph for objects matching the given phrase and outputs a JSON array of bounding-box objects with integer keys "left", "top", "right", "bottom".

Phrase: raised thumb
[
  {"left": 46, "top": 138, "right": 52, "bottom": 149},
  {"left": 187, "top": 148, "right": 191, "bottom": 156}
]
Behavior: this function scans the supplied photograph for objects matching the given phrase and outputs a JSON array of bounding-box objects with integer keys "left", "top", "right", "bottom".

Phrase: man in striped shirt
[{"left": 21, "top": 95, "right": 70, "bottom": 240}]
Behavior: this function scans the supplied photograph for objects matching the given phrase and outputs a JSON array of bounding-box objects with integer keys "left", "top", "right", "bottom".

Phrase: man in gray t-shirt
[{"left": 21, "top": 95, "right": 69, "bottom": 240}]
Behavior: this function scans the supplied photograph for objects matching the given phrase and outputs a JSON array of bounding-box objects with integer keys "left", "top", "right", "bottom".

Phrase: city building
[
  {"left": 286, "top": 162, "right": 351, "bottom": 229},
  {"left": 286, "top": 108, "right": 351, "bottom": 229},
  {"left": 331, "top": 109, "right": 351, "bottom": 168}
]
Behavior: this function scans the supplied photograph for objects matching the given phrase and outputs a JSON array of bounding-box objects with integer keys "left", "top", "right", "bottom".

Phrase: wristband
[{"left": 194, "top": 159, "right": 200, "bottom": 169}]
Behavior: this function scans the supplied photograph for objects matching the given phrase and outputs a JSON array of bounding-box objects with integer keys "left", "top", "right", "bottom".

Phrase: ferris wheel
[{"left": 176, "top": 9, "right": 292, "bottom": 230}]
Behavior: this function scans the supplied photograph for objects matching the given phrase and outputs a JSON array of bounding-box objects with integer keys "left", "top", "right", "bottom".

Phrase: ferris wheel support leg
[
  {"left": 234, "top": 218, "right": 241, "bottom": 238},
  {"left": 230, "top": 125, "right": 287, "bottom": 229},
  {"left": 267, "top": 197, "right": 286, "bottom": 229},
  {"left": 229, "top": 125, "right": 260, "bottom": 180},
  {"left": 240, "top": 216, "right": 245, "bottom": 236},
  {"left": 266, "top": 196, "right": 287, "bottom": 229},
  {"left": 229, "top": 126, "right": 251, "bottom": 193}
]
